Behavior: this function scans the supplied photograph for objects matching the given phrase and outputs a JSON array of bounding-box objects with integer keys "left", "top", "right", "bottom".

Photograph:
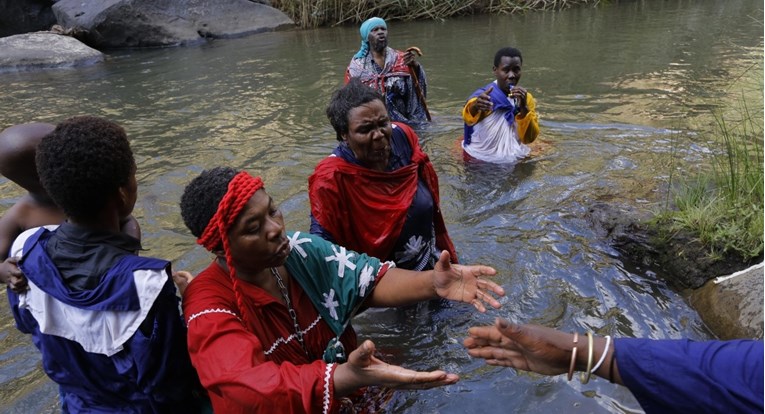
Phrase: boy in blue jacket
[{"left": 7, "top": 116, "right": 205, "bottom": 413}]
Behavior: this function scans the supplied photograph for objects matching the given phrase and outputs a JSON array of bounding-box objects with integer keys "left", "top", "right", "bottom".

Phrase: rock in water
[
  {"left": 688, "top": 263, "right": 764, "bottom": 340},
  {"left": 52, "top": 0, "right": 295, "bottom": 48},
  {"left": 0, "top": 33, "right": 103, "bottom": 72}
]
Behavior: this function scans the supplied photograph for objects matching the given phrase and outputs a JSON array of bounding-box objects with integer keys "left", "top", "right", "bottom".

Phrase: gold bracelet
[
  {"left": 567, "top": 332, "right": 578, "bottom": 381},
  {"left": 580, "top": 332, "right": 595, "bottom": 384}
]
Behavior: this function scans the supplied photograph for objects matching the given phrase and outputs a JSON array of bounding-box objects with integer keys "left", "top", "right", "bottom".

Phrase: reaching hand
[
  {"left": 432, "top": 250, "right": 504, "bottom": 312},
  {"left": 333, "top": 339, "right": 459, "bottom": 397},
  {"left": 172, "top": 270, "right": 194, "bottom": 296},
  {"left": 1, "top": 257, "right": 28, "bottom": 293},
  {"left": 464, "top": 318, "right": 572, "bottom": 376}
]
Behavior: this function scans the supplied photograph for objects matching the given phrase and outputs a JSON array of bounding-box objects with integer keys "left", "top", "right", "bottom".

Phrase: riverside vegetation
[
  {"left": 655, "top": 57, "right": 763, "bottom": 268},
  {"left": 270, "top": 0, "right": 601, "bottom": 27}
]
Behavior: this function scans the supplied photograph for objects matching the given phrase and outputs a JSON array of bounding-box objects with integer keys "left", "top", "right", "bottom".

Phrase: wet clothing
[
  {"left": 8, "top": 224, "right": 203, "bottom": 414},
  {"left": 462, "top": 81, "right": 539, "bottom": 163},
  {"left": 616, "top": 338, "right": 764, "bottom": 414},
  {"left": 309, "top": 122, "right": 457, "bottom": 270},
  {"left": 345, "top": 47, "right": 429, "bottom": 124},
  {"left": 183, "top": 231, "right": 393, "bottom": 414}
]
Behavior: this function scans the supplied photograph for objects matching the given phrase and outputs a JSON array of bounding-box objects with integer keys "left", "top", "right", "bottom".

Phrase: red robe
[
  {"left": 184, "top": 259, "right": 388, "bottom": 414},
  {"left": 309, "top": 122, "right": 458, "bottom": 264}
]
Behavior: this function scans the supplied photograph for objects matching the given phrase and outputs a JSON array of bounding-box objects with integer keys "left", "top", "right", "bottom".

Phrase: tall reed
[{"left": 270, "top": 0, "right": 601, "bottom": 28}]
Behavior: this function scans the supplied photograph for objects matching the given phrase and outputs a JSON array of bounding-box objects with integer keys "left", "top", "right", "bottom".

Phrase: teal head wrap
[{"left": 354, "top": 17, "right": 387, "bottom": 59}]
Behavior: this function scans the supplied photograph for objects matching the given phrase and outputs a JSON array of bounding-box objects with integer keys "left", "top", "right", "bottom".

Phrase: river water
[{"left": 0, "top": 0, "right": 762, "bottom": 412}]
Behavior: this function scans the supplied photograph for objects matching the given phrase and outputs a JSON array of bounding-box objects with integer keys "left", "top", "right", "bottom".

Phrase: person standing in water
[
  {"left": 345, "top": 17, "right": 430, "bottom": 125},
  {"left": 462, "top": 47, "right": 540, "bottom": 163}
]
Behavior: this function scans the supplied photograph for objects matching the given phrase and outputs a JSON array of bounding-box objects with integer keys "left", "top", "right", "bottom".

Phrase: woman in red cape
[{"left": 309, "top": 78, "right": 457, "bottom": 271}]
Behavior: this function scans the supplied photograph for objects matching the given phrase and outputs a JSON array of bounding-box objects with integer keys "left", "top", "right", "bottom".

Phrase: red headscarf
[{"left": 197, "top": 171, "right": 264, "bottom": 326}]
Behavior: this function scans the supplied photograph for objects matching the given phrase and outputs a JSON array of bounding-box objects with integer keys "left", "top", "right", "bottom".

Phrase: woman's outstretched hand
[
  {"left": 463, "top": 318, "right": 572, "bottom": 375},
  {"left": 333, "top": 339, "right": 459, "bottom": 397},
  {"left": 432, "top": 250, "right": 504, "bottom": 312}
]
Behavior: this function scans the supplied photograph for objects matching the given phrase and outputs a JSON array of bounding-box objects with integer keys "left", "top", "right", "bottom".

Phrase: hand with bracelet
[
  {"left": 463, "top": 318, "right": 621, "bottom": 384},
  {"left": 464, "top": 318, "right": 764, "bottom": 414}
]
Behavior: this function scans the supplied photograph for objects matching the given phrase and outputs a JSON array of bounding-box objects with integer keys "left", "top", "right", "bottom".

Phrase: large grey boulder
[
  {"left": 0, "top": 0, "right": 57, "bottom": 37},
  {"left": 0, "top": 33, "right": 103, "bottom": 72},
  {"left": 688, "top": 263, "right": 764, "bottom": 340},
  {"left": 52, "top": 0, "right": 294, "bottom": 48}
]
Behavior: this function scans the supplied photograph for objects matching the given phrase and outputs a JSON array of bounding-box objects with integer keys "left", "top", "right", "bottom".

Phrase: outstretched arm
[
  {"left": 367, "top": 250, "right": 504, "bottom": 311},
  {"left": 466, "top": 319, "right": 764, "bottom": 413},
  {"left": 464, "top": 318, "right": 620, "bottom": 383},
  {"left": 333, "top": 339, "right": 459, "bottom": 397}
]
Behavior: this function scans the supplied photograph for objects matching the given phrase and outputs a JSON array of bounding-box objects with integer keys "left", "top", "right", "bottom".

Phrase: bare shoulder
[{"left": 12, "top": 195, "right": 65, "bottom": 230}]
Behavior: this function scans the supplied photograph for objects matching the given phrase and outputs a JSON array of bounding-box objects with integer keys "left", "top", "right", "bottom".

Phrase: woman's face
[
  {"left": 342, "top": 99, "right": 392, "bottom": 172},
  {"left": 226, "top": 189, "right": 289, "bottom": 278}
]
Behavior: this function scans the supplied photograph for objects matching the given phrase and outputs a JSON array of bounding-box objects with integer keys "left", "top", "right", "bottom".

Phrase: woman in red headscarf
[
  {"left": 179, "top": 167, "right": 504, "bottom": 414},
  {"left": 309, "top": 78, "right": 456, "bottom": 272}
]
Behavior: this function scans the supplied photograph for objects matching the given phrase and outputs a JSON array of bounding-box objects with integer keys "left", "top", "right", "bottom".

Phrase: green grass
[{"left": 656, "top": 95, "right": 764, "bottom": 261}]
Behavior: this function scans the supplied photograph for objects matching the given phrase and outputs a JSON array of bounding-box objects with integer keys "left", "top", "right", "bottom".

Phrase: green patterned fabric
[{"left": 283, "top": 231, "right": 387, "bottom": 362}]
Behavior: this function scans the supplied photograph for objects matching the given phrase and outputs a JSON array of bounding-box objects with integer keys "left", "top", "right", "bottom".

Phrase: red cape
[{"left": 309, "top": 122, "right": 458, "bottom": 264}]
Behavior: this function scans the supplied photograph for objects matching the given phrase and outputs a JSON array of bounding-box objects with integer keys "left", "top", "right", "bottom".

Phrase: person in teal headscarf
[{"left": 345, "top": 17, "right": 430, "bottom": 125}]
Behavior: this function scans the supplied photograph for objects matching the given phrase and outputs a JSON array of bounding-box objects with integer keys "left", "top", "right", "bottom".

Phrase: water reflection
[{"left": 0, "top": 0, "right": 762, "bottom": 412}]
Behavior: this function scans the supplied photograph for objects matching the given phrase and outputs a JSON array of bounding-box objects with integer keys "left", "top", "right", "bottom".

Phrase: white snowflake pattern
[
  {"left": 288, "top": 232, "right": 312, "bottom": 258},
  {"left": 395, "top": 235, "right": 425, "bottom": 263},
  {"left": 325, "top": 245, "right": 356, "bottom": 278},
  {"left": 322, "top": 289, "right": 339, "bottom": 320},
  {"left": 358, "top": 264, "right": 374, "bottom": 296}
]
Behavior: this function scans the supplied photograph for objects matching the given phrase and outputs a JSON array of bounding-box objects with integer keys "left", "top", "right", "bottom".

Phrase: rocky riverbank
[
  {"left": 0, "top": 0, "right": 295, "bottom": 71},
  {"left": 587, "top": 202, "right": 763, "bottom": 340}
]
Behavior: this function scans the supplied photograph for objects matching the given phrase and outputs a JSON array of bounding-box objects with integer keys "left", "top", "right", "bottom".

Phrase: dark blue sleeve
[
  {"left": 309, "top": 213, "right": 336, "bottom": 243},
  {"left": 615, "top": 338, "right": 764, "bottom": 413}
]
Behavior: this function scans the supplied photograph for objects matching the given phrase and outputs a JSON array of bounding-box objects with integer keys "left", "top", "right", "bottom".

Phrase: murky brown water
[{"left": 0, "top": 0, "right": 762, "bottom": 412}]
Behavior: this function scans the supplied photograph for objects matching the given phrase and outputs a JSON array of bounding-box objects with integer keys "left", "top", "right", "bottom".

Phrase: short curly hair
[
  {"left": 180, "top": 167, "right": 238, "bottom": 239},
  {"left": 326, "top": 77, "right": 385, "bottom": 141},
  {"left": 36, "top": 116, "right": 135, "bottom": 221},
  {"left": 494, "top": 47, "right": 522, "bottom": 67}
]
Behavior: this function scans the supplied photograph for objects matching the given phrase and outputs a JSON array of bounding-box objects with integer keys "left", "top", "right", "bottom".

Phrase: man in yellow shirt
[{"left": 462, "top": 47, "right": 539, "bottom": 163}]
